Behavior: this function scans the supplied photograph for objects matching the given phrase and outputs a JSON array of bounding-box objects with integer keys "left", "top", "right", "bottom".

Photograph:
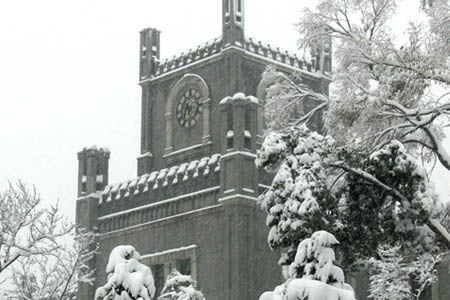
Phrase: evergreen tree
[
  {"left": 260, "top": 231, "right": 355, "bottom": 300},
  {"left": 257, "top": 125, "right": 446, "bottom": 268}
]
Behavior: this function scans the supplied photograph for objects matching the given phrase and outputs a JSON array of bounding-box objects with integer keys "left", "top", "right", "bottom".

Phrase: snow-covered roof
[{"left": 100, "top": 154, "right": 221, "bottom": 204}]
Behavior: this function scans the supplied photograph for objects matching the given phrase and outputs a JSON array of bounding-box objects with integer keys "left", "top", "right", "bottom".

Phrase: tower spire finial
[{"left": 222, "top": 0, "right": 245, "bottom": 46}]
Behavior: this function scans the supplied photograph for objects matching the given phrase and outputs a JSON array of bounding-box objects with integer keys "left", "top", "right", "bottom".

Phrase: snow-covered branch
[
  {"left": 257, "top": 126, "right": 450, "bottom": 269},
  {"left": 6, "top": 229, "right": 96, "bottom": 300},
  {"left": 368, "top": 245, "right": 441, "bottom": 300},
  {"left": 0, "top": 181, "right": 73, "bottom": 275},
  {"left": 262, "top": 66, "right": 330, "bottom": 132},
  {"left": 329, "top": 161, "right": 450, "bottom": 249}
]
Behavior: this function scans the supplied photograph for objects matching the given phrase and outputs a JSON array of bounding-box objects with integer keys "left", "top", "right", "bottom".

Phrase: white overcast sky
[{"left": 1, "top": 0, "right": 448, "bottom": 222}]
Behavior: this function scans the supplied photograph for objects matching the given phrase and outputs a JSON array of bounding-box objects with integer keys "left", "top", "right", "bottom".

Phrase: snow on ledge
[
  {"left": 98, "top": 186, "right": 221, "bottom": 221},
  {"left": 77, "top": 192, "right": 101, "bottom": 201},
  {"left": 221, "top": 151, "right": 257, "bottom": 159},
  {"left": 141, "top": 245, "right": 198, "bottom": 260},
  {"left": 101, "top": 153, "right": 221, "bottom": 202},
  {"left": 219, "top": 92, "right": 260, "bottom": 105}
]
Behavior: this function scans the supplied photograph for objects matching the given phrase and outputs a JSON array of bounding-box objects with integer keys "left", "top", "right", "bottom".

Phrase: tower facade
[{"left": 75, "top": 1, "right": 331, "bottom": 300}]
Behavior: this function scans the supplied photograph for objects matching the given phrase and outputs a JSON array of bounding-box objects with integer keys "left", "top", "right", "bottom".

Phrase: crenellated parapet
[
  {"left": 153, "top": 37, "right": 223, "bottom": 78},
  {"left": 244, "top": 37, "right": 315, "bottom": 73},
  {"left": 97, "top": 186, "right": 220, "bottom": 233},
  {"left": 97, "top": 154, "right": 221, "bottom": 221},
  {"left": 139, "top": 36, "right": 327, "bottom": 82}
]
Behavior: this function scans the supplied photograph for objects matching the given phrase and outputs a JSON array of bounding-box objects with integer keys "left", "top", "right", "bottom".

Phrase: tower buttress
[
  {"left": 76, "top": 146, "right": 109, "bottom": 300},
  {"left": 222, "top": 0, "right": 245, "bottom": 46},
  {"left": 139, "top": 28, "right": 161, "bottom": 80},
  {"left": 219, "top": 93, "right": 261, "bottom": 201}
]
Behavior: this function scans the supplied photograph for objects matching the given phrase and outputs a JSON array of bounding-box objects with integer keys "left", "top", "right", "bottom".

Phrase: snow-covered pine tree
[
  {"left": 95, "top": 245, "right": 155, "bottom": 300},
  {"left": 158, "top": 270, "right": 205, "bottom": 300},
  {"left": 260, "top": 231, "right": 355, "bottom": 300},
  {"left": 256, "top": 125, "right": 340, "bottom": 267}
]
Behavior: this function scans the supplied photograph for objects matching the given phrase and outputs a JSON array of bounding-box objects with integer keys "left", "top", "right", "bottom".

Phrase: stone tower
[{"left": 75, "top": 1, "right": 330, "bottom": 299}]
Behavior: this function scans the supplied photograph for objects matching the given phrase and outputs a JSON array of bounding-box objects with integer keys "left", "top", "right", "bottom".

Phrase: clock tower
[{"left": 75, "top": 1, "right": 331, "bottom": 299}]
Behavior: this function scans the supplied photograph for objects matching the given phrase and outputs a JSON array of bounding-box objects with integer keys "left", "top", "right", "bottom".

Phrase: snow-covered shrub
[
  {"left": 158, "top": 270, "right": 205, "bottom": 300},
  {"left": 288, "top": 231, "right": 343, "bottom": 283},
  {"left": 95, "top": 245, "right": 155, "bottom": 300},
  {"left": 368, "top": 245, "right": 440, "bottom": 300},
  {"left": 260, "top": 231, "right": 355, "bottom": 300}
]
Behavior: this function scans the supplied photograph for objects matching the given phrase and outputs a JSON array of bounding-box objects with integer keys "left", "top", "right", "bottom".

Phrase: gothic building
[{"left": 75, "top": 1, "right": 332, "bottom": 299}]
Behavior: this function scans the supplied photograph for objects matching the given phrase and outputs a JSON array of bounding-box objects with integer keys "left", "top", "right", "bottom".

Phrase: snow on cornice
[
  {"left": 153, "top": 37, "right": 223, "bottom": 78},
  {"left": 243, "top": 37, "right": 314, "bottom": 72},
  {"left": 99, "top": 154, "right": 221, "bottom": 204},
  {"left": 142, "top": 36, "right": 319, "bottom": 81}
]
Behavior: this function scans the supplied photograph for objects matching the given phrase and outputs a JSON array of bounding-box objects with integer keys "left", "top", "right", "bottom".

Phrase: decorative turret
[
  {"left": 222, "top": 0, "right": 245, "bottom": 47},
  {"left": 219, "top": 93, "right": 262, "bottom": 153},
  {"left": 139, "top": 28, "right": 161, "bottom": 80},
  {"left": 77, "top": 146, "right": 110, "bottom": 197},
  {"left": 76, "top": 146, "right": 110, "bottom": 300}
]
